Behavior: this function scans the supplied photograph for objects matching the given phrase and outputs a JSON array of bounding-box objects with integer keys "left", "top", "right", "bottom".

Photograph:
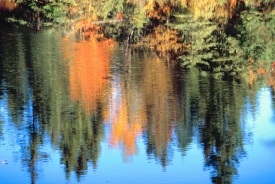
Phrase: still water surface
[{"left": 0, "top": 25, "right": 275, "bottom": 184}]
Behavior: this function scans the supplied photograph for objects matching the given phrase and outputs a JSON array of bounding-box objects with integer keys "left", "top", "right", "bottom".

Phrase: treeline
[{"left": 1, "top": 0, "right": 275, "bottom": 77}]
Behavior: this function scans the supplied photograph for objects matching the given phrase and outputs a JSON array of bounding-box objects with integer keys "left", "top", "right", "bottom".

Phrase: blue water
[{"left": 1, "top": 26, "right": 275, "bottom": 184}]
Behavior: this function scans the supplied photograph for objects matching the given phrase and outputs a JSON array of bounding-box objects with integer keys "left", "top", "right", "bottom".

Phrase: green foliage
[
  {"left": 42, "top": 3, "right": 68, "bottom": 22},
  {"left": 169, "top": 12, "right": 246, "bottom": 74},
  {"left": 238, "top": 9, "right": 275, "bottom": 67},
  {"left": 99, "top": 0, "right": 126, "bottom": 19},
  {"left": 132, "top": 7, "right": 148, "bottom": 33},
  {"left": 164, "top": 1, "right": 275, "bottom": 76},
  {"left": 102, "top": 1, "right": 150, "bottom": 44}
]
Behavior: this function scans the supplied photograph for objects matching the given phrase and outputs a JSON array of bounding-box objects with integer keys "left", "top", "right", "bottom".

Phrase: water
[{"left": 0, "top": 25, "right": 275, "bottom": 184}]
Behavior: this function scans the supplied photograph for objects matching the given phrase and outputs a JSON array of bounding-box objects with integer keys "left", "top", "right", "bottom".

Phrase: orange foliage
[
  {"left": 0, "top": 0, "right": 17, "bottom": 11},
  {"left": 257, "top": 68, "right": 266, "bottom": 74},
  {"left": 106, "top": 79, "right": 145, "bottom": 157},
  {"left": 270, "top": 62, "right": 275, "bottom": 73},
  {"left": 117, "top": 12, "right": 123, "bottom": 20},
  {"left": 75, "top": 17, "right": 100, "bottom": 32},
  {"left": 248, "top": 58, "right": 269, "bottom": 85},
  {"left": 229, "top": 0, "right": 238, "bottom": 9},
  {"left": 249, "top": 70, "right": 257, "bottom": 85},
  {"left": 162, "top": 5, "right": 171, "bottom": 15},
  {"left": 145, "top": 2, "right": 171, "bottom": 20},
  {"left": 68, "top": 5, "right": 80, "bottom": 15},
  {"left": 249, "top": 67, "right": 267, "bottom": 85},
  {"left": 267, "top": 62, "right": 275, "bottom": 90},
  {"left": 63, "top": 32, "right": 115, "bottom": 114},
  {"left": 63, "top": 16, "right": 101, "bottom": 38}
]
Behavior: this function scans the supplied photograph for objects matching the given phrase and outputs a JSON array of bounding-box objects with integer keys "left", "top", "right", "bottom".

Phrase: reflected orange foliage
[
  {"left": 248, "top": 58, "right": 268, "bottom": 85},
  {"left": 105, "top": 52, "right": 178, "bottom": 159},
  {"left": 106, "top": 79, "right": 145, "bottom": 157},
  {"left": 141, "top": 55, "right": 178, "bottom": 156},
  {"left": 62, "top": 18, "right": 146, "bottom": 158},
  {"left": 267, "top": 62, "right": 275, "bottom": 91},
  {"left": 108, "top": 97, "right": 143, "bottom": 156},
  {"left": 63, "top": 32, "right": 115, "bottom": 114}
]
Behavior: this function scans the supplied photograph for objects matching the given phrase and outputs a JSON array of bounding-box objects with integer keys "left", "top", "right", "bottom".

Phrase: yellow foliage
[
  {"left": 136, "top": 25, "right": 190, "bottom": 61},
  {"left": 175, "top": 0, "right": 240, "bottom": 19},
  {"left": 140, "top": 53, "right": 178, "bottom": 157},
  {"left": 144, "top": 1, "right": 171, "bottom": 20}
]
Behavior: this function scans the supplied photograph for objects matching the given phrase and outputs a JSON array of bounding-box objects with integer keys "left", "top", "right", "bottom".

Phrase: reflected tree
[
  {"left": 0, "top": 27, "right": 107, "bottom": 182},
  {"left": 0, "top": 29, "right": 28, "bottom": 127},
  {"left": 172, "top": 68, "right": 259, "bottom": 183},
  {"left": 103, "top": 47, "right": 147, "bottom": 160},
  {"left": 59, "top": 103, "right": 104, "bottom": 180},
  {"left": 196, "top": 72, "right": 248, "bottom": 183},
  {"left": 139, "top": 53, "right": 178, "bottom": 167}
]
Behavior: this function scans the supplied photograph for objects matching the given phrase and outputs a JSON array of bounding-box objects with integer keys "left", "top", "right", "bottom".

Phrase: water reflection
[
  {"left": 171, "top": 68, "right": 249, "bottom": 183},
  {"left": 106, "top": 74, "right": 143, "bottom": 158},
  {"left": 65, "top": 33, "right": 115, "bottom": 114},
  {"left": 105, "top": 51, "right": 177, "bottom": 162},
  {"left": 0, "top": 26, "right": 275, "bottom": 184}
]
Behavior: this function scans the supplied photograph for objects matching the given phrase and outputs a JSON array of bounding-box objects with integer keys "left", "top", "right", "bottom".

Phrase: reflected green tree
[
  {"left": 21, "top": 122, "right": 42, "bottom": 184},
  {"left": 0, "top": 26, "right": 105, "bottom": 182},
  {"left": 173, "top": 68, "right": 203, "bottom": 154},
  {"left": 188, "top": 69, "right": 248, "bottom": 183},
  {"left": 25, "top": 29, "right": 105, "bottom": 180},
  {"left": 0, "top": 27, "right": 49, "bottom": 184},
  {"left": 59, "top": 104, "right": 104, "bottom": 180},
  {"left": 199, "top": 85, "right": 245, "bottom": 183},
  {"left": 0, "top": 28, "right": 28, "bottom": 127}
]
